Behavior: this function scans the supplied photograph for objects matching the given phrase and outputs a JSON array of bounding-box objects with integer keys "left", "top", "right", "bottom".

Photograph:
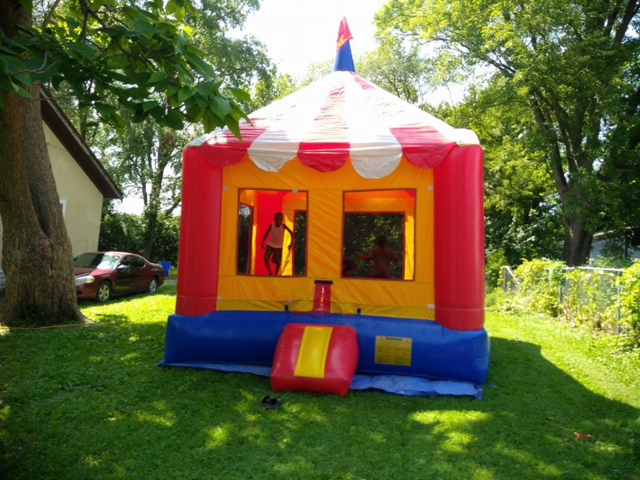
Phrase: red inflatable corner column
[
  {"left": 434, "top": 145, "right": 485, "bottom": 331},
  {"left": 271, "top": 324, "right": 359, "bottom": 396},
  {"left": 176, "top": 146, "right": 223, "bottom": 316}
]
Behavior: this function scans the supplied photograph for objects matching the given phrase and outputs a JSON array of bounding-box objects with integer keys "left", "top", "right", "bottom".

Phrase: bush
[
  {"left": 485, "top": 247, "right": 507, "bottom": 292},
  {"left": 98, "top": 204, "right": 180, "bottom": 264},
  {"left": 561, "top": 268, "right": 620, "bottom": 332},
  {"left": 620, "top": 261, "right": 640, "bottom": 348},
  {"left": 98, "top": 209, "right": 145, "bottom": 254},
  {"left": 149, "top": 215, "right": 180, "bottom": 264},
  {"left": 496, "top": 258, "right": 640, "bottom": 351},
  {"left": 512, "top": 259, "right": 565, "bottom": 316}
]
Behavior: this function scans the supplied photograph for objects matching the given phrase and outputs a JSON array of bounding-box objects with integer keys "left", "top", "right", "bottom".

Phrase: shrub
[
  {"left": 496, "top": 258, "right": 640, "bottom": 351},
  {"left": 512, "top": 259, "right": 565, "bottom": 316},
  {"left": 561, "top": 268, "right": 620, "bottom": 332},
  {"left": 485, "top": 247, "right": 507, "bottom": 292},
  {"left": 620, "top": 260, "right": 640, "bottom": 348},
  {"left": 98, "top": 204, "right": 180, "bottom": 264}
]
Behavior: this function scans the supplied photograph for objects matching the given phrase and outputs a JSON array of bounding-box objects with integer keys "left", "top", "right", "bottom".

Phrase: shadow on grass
[{"left": 0, "top": 321, "right": 638, "bottom": 479}]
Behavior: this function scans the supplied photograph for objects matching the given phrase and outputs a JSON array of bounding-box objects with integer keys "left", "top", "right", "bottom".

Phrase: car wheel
[
  {"left": 96, "top": 281, "right": 111, "bottom": 302},
  {"left": 148, "top": 276, "right": 159, "bottom": 294}
]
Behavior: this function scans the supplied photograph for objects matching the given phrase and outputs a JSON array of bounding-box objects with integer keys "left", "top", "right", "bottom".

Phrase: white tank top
[{"left": 267, "top": 223, "right": 285, "bottom": 248}]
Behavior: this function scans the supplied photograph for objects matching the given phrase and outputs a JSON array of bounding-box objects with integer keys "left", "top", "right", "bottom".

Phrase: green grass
[{"left": 1, "top": 286, "right": 639, "bottom": 480}]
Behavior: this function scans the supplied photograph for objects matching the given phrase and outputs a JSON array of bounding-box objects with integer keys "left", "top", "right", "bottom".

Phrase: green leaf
[
  {"left": 88, "top": 0, "right": 104, "bottom": 12},
  {"left": 185, "top": 102, "right": 203, "bottom": 122},
  {"left": 210, "top": 96, "right": 231, "bottom": 118},
  {"left": 184, "top": 52, "right": 215, "bottom": 78},
  {"left": 142, "top": 100, "right": 160, "bottom": 112},
  {"left": 162, "top": 109, "right": 184, "bottom": 129},
  {"left": 148, "top": 106, "right": 166, "bottom": 121},
  {"left": 202, "top": 110, "right": 222, "bottom": 132},
  {"left": 225, "top": 116, "right": 241, "bottom": 139},
  {"left": 67, "top": 41, "right": 97, "bottom": 59},
  {"left": 95, "top": 102, "right": 117, "bottom": 119},
  {"left": 11, "top": 80, "right": 32, "bottom": 99},
  {"left": 148, "top": 72, "right": 168, "bottom": 84},
  {"left": 121, "top": 6, "right": 140, "bottom": 21},
  {"left": 177, "top": 87, "right": 192, "bottom": 102},
  {"left": 0, "top": 55, "right": 27, "bottom": 74},
  {"left": 133, "top": 19, "right": 156, "bottom": 36},
  {"left": 14, "top": 71, "right": 31, "bottom": 86},
  {"left": 228, "top": 87, "right": 251, "bottom": 103}
]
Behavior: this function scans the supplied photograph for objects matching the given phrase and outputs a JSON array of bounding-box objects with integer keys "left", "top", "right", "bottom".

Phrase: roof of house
[{"left": 41, "top": 89, "right": 122, "bottom": 200}]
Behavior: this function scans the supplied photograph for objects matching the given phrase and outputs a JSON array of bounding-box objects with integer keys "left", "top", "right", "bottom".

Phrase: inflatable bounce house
[{"left": 161, "top": 19, "right": 489, "bottom": 397}]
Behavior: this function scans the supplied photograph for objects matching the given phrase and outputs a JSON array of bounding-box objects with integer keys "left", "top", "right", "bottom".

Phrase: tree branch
[
  {"left": 614, "top": 0, "right": 639, "bottom": 43},
  {"left": 42, "top": 0, "right": 63, "bottom": 29},
  {"left": 604, "top": 2, "right": 621, "bottom": 37},
  {"left": 530, "top": 92, "right": 568, "bottom": 196},
  {"left": 163, "top": 196, "right": 181, "bottom": 216}
]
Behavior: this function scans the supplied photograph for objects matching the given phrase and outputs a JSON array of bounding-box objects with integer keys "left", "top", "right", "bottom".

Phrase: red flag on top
[{"left": 336, "top": 17, "right": 353, "bottom": 50}]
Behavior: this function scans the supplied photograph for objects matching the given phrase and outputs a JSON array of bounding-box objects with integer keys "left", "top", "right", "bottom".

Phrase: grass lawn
[{"left": 1, "top": 286, "right": 639, "bottom": 480}]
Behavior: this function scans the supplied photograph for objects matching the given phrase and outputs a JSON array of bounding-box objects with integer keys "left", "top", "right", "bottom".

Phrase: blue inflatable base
[
  {"left": 158, "top": 361, "right": 483, "bottom": 398},
  {"left": 160, "top": 310, "right": 490, "bottom": 391}
]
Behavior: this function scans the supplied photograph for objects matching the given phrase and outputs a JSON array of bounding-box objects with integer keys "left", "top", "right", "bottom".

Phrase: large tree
[
  {"left": 430, "top": 78, "right": 564, "bottom": 283},
  {"left": 105, "top": 120, "right": 186, "bottom": 260},
  {"left": 0, "top": 0, "right": 248, "bottom": 325},
  {"left": 358, "top": 40, "right": 430, "bottom": 105},
  {"left": 377, "top": 0, "right": 640, "bottom": 265}
]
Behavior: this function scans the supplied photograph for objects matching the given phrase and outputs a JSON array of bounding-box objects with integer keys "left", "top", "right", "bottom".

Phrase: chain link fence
[
  {"left": 559, "top": 267, "right": 623, "bottom": 334},
  {"left": 500, "top": 264, "right": 624, "bottom": 334}
]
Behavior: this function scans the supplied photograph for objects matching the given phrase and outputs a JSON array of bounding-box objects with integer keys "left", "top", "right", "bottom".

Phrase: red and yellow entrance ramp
[{"left": 271, "top": 324, "right": 359, "bottom": 397}]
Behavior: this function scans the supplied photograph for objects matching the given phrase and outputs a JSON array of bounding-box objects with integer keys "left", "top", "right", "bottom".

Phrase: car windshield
[{"left": 73, "top": 253, "right": 120, "bottom": 270}]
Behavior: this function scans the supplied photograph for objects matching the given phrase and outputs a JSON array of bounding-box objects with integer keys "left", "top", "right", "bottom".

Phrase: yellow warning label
[{"left": 375, "top": 336, "right": 412, "bottom": 367}]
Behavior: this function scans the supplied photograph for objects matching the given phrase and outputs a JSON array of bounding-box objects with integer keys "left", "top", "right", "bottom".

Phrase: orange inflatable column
[
  {"left": 176, "top": 146, "right": 223, "bottom": 315},
  {"left": 433, "top": 145, "right": 484, "bottom": 330}
]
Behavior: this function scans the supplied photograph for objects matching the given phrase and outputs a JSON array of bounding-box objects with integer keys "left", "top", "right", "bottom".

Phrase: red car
[{"left": 74, "top": 252, "right": 165, "bottom": 302}]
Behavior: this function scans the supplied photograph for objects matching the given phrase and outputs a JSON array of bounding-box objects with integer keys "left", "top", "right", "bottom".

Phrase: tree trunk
[
  {"left": 0, "top": 86, "right": 86, "bottom": 326},
  {"left": 141, "top": 128, "right": 176, "bottom": 261},
  {"left": 562, "top": 218, "right": 593, "bottom": 266},
  {"left": 142, "top": 211, "right": 157, "bottom": 260}
]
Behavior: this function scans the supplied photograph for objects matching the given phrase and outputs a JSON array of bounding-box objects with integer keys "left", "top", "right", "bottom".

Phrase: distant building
[
  {"left": 0, "top": 91, "right": 122, "bottom": 267},
  {"left": 590, "top": 228, "right": 640, "bottom": 261}
]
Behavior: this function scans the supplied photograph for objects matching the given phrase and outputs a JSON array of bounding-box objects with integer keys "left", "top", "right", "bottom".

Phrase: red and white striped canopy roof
[{"left": 189, "top": 71, "right": 480, "bottom": 179}]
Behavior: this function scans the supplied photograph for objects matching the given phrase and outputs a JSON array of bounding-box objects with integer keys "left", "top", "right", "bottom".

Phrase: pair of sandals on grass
[{"left": 258, "top": 396, "right": 282, "bottom": 409}]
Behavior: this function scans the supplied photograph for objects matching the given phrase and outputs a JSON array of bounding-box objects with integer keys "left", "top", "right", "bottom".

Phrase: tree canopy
[
  {"left": 377, "top": 0, "right": 640, "bottom": 265},
  {"left": 1, "top": 0, "right": 250, "bottom": 133}
]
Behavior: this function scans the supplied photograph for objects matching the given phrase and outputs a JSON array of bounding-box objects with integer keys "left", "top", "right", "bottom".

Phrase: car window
[
  {"left": 73, "top": 253, "right": 120, "bottom": 270},
  {"left": 120, "top": 256, "right": 135, "bottom": 267},
  {"left": 132, "top": 256, "right": 146, "bottom": 268}
]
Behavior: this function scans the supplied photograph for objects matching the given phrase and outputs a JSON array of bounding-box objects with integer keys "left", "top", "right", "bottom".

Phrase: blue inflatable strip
[
  {"left": 157, "top": 361, "right": 482, "bottom": 398},
  {"left": 162, "top": 310, "right": 490, "bottom": 384},
  {"left": 351, "top": 374, "right": 483, "bottom": 399},
  {"left": 159, "top": 362, "right": 272, "bottom": 377}
]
